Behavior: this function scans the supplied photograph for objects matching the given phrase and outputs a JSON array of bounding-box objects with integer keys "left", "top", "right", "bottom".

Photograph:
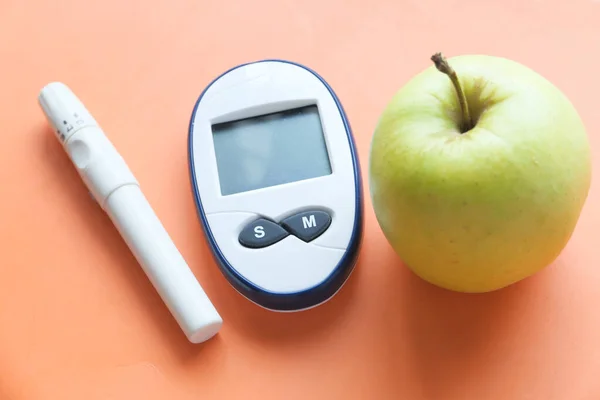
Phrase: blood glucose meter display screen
[{"left": 212, "top": 105, "right": 332, "bottom": 196}]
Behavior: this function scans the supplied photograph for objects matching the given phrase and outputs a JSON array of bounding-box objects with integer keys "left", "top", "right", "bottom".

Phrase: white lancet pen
[{"left": 38, "top": 82, "right": 223, "bottom": 344}]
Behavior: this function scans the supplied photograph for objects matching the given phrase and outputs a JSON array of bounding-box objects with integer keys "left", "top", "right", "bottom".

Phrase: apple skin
[{"left": 369, "top": 54, "right": 592, "bottom": 293}]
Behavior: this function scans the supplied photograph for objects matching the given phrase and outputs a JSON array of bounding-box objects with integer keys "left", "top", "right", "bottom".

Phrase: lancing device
[{"left": 38, "top": 82, "right": 223, "bottom": 344}]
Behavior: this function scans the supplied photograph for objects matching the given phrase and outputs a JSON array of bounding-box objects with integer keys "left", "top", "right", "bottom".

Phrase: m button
[{"left": 281, "top": 210, "right": 331, "bottom": 242}]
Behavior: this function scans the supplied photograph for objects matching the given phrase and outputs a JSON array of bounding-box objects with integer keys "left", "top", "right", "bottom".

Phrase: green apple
[{"left": 369, "top": 53, "right": 592, "bottom": 293}]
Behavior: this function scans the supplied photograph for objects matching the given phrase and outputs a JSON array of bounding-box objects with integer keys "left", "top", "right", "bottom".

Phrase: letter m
[{"left": 302, "top": 215, "right": 316, "bottom": 229}]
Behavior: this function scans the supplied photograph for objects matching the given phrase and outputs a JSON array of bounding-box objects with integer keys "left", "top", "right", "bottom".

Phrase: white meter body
[{"left": 188, "top": 60, "right": 363, "bottom": 312}]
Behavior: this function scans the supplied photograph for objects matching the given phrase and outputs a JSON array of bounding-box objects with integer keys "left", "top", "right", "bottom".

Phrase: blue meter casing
[{"left": 188, "top": 59, "right": 363, "bottom": 312}]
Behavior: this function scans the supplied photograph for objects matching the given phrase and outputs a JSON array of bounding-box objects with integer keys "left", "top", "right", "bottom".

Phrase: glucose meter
[{"left": 188, "top": 60, "right": 363, "bottom": 312}]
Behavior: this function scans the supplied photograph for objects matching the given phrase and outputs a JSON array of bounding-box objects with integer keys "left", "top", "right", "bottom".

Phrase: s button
[{"left": 238, "top": 218, "right": 289, "bottom": 249}]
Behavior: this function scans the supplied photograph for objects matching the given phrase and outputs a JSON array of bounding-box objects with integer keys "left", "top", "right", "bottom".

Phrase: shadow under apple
[{"left": 371, "top": 241, "right": 566, "bottom": 399}]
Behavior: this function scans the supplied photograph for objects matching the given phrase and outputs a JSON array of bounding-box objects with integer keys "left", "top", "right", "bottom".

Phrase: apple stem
[{"left": 431, "top": 52, "right": 473, "bottom": 133}]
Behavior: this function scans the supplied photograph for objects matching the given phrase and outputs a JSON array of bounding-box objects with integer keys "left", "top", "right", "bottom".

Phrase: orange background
[{"left": 1, "top": 0, "right": 600, "bottom": 398}]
